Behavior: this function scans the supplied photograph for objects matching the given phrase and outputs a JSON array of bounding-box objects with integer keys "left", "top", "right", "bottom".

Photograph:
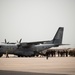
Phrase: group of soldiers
[{"left": 45, "top": 50, "right": 69, "bottom": 59}]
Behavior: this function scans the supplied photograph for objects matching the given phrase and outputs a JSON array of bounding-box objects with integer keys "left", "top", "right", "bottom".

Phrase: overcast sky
[{"left": 0, "top": 0, "right": 75, "bottom": 48}]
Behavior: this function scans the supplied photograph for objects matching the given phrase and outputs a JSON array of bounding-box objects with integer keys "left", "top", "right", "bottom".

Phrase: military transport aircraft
[{"left": 0, "top": 27, "right": 64, "bottom": 57}]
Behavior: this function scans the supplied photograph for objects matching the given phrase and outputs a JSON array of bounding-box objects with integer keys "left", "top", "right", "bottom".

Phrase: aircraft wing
[
  {"left": 26, "top": 40, "right": 50, "bottom": 44},
  {"left": 18, "top": 40, "right": 50, "bottom": 47}
]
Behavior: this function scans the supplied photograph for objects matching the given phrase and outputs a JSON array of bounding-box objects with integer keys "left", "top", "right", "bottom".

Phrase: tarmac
[{"left": 0, "top": 55, "right": 75, "bottom": 75}]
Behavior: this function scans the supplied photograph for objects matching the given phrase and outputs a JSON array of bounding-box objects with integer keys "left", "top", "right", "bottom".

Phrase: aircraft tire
[
  {"left": 21, "top": 55, "right": 23, "bottom": 57},
  {"left": 18, "top": 55, "right": 21, "bottom": 57},
  {"left": 0, "top": 54, "right": 3, "bottom": 57}
]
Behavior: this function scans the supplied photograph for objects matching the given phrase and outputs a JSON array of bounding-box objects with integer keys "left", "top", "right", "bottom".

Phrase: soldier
[
  {"left": 6, "top": 51, "right": 9, "bottom": 58},
  {"left": 65, "top": 50, "right": 68, "bottom": 57},
  {"left": 57, "top": 50, "right": 60, "bottom": 57},
  {"left": 53, "top": 50, "right": 56, "bottom": 57},
  {"left": 46, "top": 50, "right": 49, "bottom": 59}
]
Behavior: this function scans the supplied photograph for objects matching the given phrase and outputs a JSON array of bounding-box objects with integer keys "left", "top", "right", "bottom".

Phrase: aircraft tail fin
[{"left": 52, "top": 27, "right": 64, "bottom": 45}]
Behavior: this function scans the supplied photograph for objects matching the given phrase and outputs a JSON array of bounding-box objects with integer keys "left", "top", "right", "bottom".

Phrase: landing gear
[
  {"left": 17, "top": 55, "right": 24, "bottom": 57},
  {"left": 0, "top": 54, "right": 3, "bottom": 57},
  {"left": 18, "top": 55, "right": 20, "bottom": 57}
]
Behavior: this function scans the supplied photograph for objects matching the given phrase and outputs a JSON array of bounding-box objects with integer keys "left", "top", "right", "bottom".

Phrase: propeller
[
  {"left": 19, "top": 39, "right": 22, "bottom": 44},
  {"left": 4, "top": 39, "right": 22, "bottom": 44},
  {"left": 17, "top": 39, "right": 22, "bottom": 44},
  {"left": 17, "top": 39, "right": 22, "bottom": 49},
  {"left": 4, "top": 39, "right": 9, "bottom": 44},
  {"left": 5, "top": 39, "right": 7, "bottom": 43}
]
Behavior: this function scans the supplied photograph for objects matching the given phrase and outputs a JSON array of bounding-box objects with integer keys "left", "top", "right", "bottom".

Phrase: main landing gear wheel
[{"left": 0, "top": 54, "right": 3, "bottom": 57}]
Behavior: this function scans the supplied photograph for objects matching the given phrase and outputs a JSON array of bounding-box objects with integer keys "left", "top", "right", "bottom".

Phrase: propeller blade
[
  {"left": 19, "top": 39, "right": 22, "bottom": 43},
  {"left": 5, "top": 39, "right": 7, "bottom": 43}
]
